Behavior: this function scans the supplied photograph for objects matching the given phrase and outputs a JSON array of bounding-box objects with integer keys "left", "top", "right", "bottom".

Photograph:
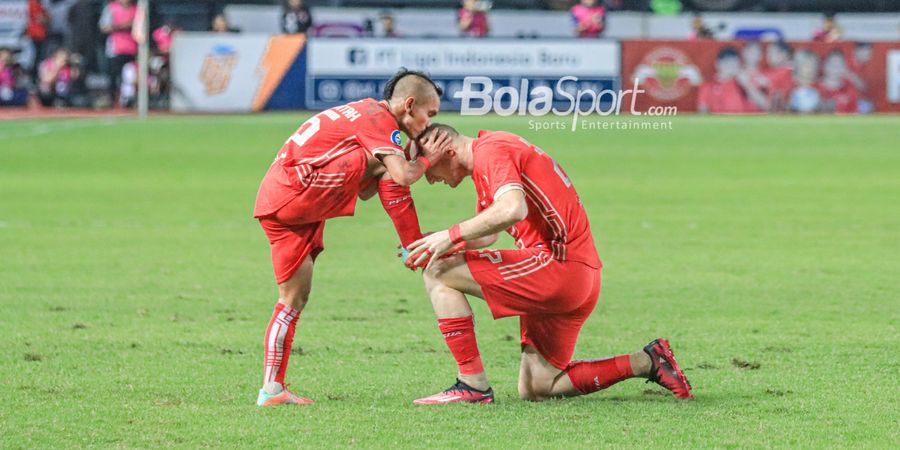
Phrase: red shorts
[
  {"left": 259, "top": 219, "right": 325, "bottom": 284},
  {"left": 257, "top": 150, "right": 369, "bottom": 284},
  {"left": 465, "top": 248, "right": 601, "bottom": 370}
]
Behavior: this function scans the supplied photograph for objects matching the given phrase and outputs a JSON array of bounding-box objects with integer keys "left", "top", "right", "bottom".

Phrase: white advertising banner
[
  {"left": 171, "top": 33, "right": 270, "bottom": 112},
  {"left": 888, "top": 50, "right": 900, "bottom": 103},
  {"left": 307, "top": 39, "right": 619, "bottom": 77},
  {"left": 305, "top": 39, "right": 621, "bottom": 110}
]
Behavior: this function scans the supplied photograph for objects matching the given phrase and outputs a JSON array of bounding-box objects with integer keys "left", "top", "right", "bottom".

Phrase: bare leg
[
  {"left": 422, "top": 254, "right": 489, "bottom": 390},
  {"left": 518, "top": 345, "right": 651, "bottom": 401},
  {"left": 278, "top": 255, "right": 314, "bottom": 311}
]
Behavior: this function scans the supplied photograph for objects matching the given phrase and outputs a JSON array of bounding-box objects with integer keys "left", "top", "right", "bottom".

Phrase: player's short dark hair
[
  {"left": 421, "top": 123, "right": 459, "bottom": 140},
  {"left": 716, "top": 46, "right": 740, "bottom": 61},
  {"left": 772, "top": 40, "right": 793, "bottom": 55},
  {"left": 382, "top": 67, "right": 443, "bottom": 100}
]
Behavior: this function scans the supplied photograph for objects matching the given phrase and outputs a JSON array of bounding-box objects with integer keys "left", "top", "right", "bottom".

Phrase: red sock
[
  {"left": 438, "top": 316, "right": 484, "bottom": 375},
  {"left": 565, "top": 355, "right": 634, "bottom": 395},
  {"left": 263, "top": 303, "right": 301, "bottom": 386},
  {"left": 378, "top": 179, "right": 422, "bottom": 248}
]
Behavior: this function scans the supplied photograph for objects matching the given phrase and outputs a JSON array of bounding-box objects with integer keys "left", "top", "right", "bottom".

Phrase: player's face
[
  {"left": 716, "top": 56, "right": 740, "bottom": 79},
  {"left": 425, "top": 157, "right": 465, "bottom": 188},
  {"left": 400, "top": 95, "right": 440, "bottom": 140},
  {"left": 742, "top": 43, "right": 761, "bottom": 66},
  {"left": 766, "top": 45, "right": 786, "bottom": 67}
]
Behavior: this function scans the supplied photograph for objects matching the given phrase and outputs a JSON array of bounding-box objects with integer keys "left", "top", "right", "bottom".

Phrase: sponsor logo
[
  {"left": 630, "top": 47, "right": 702, "bottom": 102},
  {"left": 391, "top": 130, "right": 402, "bottom": 146},
  {"left": 442, "top": 331, "right": 464, "bottom": 337},
  {"left": 456, "top": 76, "right": 676, "bottom": 131},
  {"left": 200, "top": 44, "right": 238, "bottom": 96},
  {"left": 347, "top": 47, "right": 367, "bottom": 65}
]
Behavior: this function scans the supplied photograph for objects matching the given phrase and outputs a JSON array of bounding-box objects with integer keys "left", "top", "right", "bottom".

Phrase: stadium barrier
[
  {"left": 170, "top": 33, "right": 308, "bottom": 112},
  {"left": 621, "top": 40, "right": 900, "bottom": 113},
  {"left": 169, "top": 34, "right": 899, "bottom": 114}
]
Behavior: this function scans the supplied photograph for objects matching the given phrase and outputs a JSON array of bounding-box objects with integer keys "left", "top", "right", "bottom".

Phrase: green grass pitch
[{"left": 1, "top": 114, "right": 898, "bottom": 448}]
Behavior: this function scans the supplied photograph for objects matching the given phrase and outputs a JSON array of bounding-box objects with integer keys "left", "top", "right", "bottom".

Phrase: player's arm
[
  {"left": 465, "top": 233, "right": 499, "bottom": 249},
  {"left": 380, "top": 131, "right": 450, "bottom": 186},
  {"left": 407, "top": 190, "right": 527, "bottom": 268}
]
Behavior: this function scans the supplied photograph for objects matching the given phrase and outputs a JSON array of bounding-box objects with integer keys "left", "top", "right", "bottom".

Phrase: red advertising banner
[{"left": 621, "top": 40, "right": 900, "bottom": 114}]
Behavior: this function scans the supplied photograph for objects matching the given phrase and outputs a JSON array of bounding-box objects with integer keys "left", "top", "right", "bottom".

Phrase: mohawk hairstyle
[{"left": 382, "top": 67, "right": 444, "bottom": 100}]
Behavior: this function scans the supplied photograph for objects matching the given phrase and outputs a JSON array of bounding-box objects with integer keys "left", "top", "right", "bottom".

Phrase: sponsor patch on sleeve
[{"left": 391, "top": 130, "right": 402, "bottom": 147}]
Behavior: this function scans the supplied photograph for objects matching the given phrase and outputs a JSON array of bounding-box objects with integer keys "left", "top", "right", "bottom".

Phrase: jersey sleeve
[
  {"left": 356, "top": 111, "right": 405, "bottom": 159},
  {"left": 483, "top": 143, "right": 525, "bottom": 201}
]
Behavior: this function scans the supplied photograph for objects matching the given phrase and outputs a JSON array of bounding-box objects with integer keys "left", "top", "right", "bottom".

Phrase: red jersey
[
  {"left": 254, "top": 98, "right": 405, "bottom": 217},
  {"left": 817, "top": 79, "right": 859, "bottom": 113},
  {"left": 470, "top": 130, "right": 601, "bottom": 269},
  {"left": 697, "top": 79, "right": 751, "bottom": 113}
]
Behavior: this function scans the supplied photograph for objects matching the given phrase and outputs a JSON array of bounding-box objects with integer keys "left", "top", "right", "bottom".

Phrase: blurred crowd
[
  {"left": 695, "top": 15, "right": 873, "bottom": 114},
  {"left": 0, "top": 0, "right": 879, "bottom": 113},
  {"left": 0, "top": 0, "right": 172, "bottom": 109}
]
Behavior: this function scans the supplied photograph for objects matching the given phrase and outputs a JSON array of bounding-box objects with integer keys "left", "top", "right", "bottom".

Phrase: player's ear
[{"left": 403, "top": 96, "right": 415, "bottom": 113}]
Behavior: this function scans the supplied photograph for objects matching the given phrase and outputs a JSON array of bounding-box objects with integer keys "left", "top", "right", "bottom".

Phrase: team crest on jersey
[
  {"left": 200, "top": 44, "right": 238, "bottom": 95},
  {"left": 391, "top": 130, "right": 402, "bottom": 146}
]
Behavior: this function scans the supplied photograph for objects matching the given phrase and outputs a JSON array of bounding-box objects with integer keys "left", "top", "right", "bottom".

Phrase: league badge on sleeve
[{"left": 391, "top": 130, "right": 402, "bottom": 147}]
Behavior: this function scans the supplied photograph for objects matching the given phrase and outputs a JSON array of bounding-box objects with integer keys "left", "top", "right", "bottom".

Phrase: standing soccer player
[
  {"left": 405, "top": 124, "right": 693, "bottom": 403},
  {"left": 253, "top": 70, "right": 451, "bottom": 406}
]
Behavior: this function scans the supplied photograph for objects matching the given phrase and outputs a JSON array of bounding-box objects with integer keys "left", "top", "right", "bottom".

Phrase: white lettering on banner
[
  {"left": 456, "top": 77, "right": 656, "bottom": 130},
  {"left": 888, "top": 50, "right": 900, "bottom": 103},
  {"left": 307, "top": 40, "right": 620, "bottom": 77}
]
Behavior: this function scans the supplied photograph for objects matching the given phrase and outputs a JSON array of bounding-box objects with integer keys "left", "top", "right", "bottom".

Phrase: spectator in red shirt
[
  {"left": 458, "top": 0, "right": 489, "bottom": 38},
  {"left": 812, "top": 13, "right": 841, "bottom": 43},
  {"left": 698, "top": 47, "right": 767, "bottom": 114},
  {"left": 27, "top": 0, "right": 49, "bottom": 81},
  {"left": 817, "top": 50, "right": 858, "bottom": 114},
  {"left": 571, "top": 0, "right": 606, "bottom": 38},
  {"left": 763, "top": 41, "right": 794, "bottom": 112},
  {"left": 789, "top": 50, "right": 821, "bottom": 113},
  {"left": 740, "top": 40, "right": 770, "bottom": 111},
  {"left": 847, "top": 42, "right": 874, "bottom": 113}
]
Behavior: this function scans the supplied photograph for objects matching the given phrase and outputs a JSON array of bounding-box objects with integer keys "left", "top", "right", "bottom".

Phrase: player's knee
[
  {"left": 423, "top": 258, "right": 450, "bottom": 280},
  {"left": 278, "top": 281, "right": 311, "bottom": 310}
]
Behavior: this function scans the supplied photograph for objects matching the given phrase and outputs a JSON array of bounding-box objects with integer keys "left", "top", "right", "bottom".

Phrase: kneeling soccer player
[{"left": 405, "top": 124, "right": 693, "bottom": 403}]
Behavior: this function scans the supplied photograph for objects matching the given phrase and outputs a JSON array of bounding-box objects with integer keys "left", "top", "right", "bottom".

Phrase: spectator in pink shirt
[
  {"left": 153, "top": 21, "right": 176, "bottom": 55},
  {"left": 38, "top": 47, "right": 73, "bottom": 107},
  {"left": 0, "top": 47, "right": 21, "bottom": 105},
  {"left": 458, "top": 0, "right": 489, "bottom": 38},
  {"left": 571, "top": 0, "right": 606, "bottom": 38}
]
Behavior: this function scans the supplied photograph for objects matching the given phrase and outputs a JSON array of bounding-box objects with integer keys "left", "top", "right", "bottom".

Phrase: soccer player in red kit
[
  {"left": 254, "top": 70, "right": 452, "bottom": 406},
  {"left": 405, "top": 124, "right": 693, "bottom": 403}
]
